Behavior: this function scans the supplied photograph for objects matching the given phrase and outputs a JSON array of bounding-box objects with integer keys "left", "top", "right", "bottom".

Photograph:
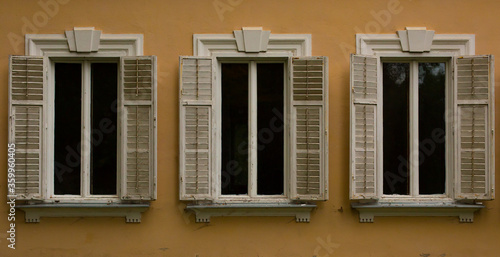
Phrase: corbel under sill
[
  {"left": 17, "top": 203, "right": 150, "bottom": 223},
  {"left": 185, "top": 203, "right": 317, "bottom": 223},
  {"left": 351, "top": 202, "right": 484, "bottom": 223}
]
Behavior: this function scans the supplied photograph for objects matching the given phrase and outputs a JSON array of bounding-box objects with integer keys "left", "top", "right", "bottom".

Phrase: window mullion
[
  {"left": 446, "top": 60, "right": 452, "bottom": 197},
  {"left": 48, "top": 61, "right": 55, "bottom": 198},
  {"left": 283, "top": 62, "right": 289, "bottom": 198},
  {"left": 410, "top": 61, "right": 419, "bottom": 197},
  {"left": 82, "top": 61, "right": 92, "bottom": 197},
  {"left": 249, "top": 61, "right": 257, "bottom": 197}
]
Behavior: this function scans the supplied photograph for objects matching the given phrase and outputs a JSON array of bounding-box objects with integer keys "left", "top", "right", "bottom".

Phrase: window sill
[
  {"left": 17, "top": 203, "right": 150, "bottom": 223},
  {"left": 351, "top": 202, "right": 484, "bottom": 223},
  {"left": 185, "top": 203, "right": 316, "bottom": 223}
]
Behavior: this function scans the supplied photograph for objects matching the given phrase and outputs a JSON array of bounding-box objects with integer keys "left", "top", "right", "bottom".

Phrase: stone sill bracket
[
  {"left": 185, "top": 203, "right": 317, "bottom": 223},
  {"left": 351, "top": 202, "right": 484, "bottom": 223},
  {"left": 17, "top": 203, "right": 150, "bottom": 223}
]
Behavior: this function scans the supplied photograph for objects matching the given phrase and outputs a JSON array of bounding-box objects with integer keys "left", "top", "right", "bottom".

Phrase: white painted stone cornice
[
  {"left": 25, "top": 29, "right": 143, "bottom": 56},
  {"left": 193, "top": 28, "right": 311, "bottom": 56},
  {"left": 356, "top": 29, "right": 474, "bottom": 56}
]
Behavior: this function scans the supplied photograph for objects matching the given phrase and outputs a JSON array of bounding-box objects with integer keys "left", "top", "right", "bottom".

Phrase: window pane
[
  {"left": 221, "top": 63, "right": 249, "bottom": 195},
  {"left": 257, "top": 63, "right": 284, "bottom": 195},
  {"left": 383, "top": 63, "right": 410, "bottom": 195},
  {"left": 418, "top": 63, "right": 446, "bottom": 194},
  {"left": 54, "top": 63, "right": 82, "bottom": 195},
  {"left": 91, "top": 63, "right": 118, "bottom": 195}
]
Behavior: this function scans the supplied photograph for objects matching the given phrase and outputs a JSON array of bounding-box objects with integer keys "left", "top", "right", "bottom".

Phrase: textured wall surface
[{"left": 0, "top": 0, "right": 499, "bottom": 256}]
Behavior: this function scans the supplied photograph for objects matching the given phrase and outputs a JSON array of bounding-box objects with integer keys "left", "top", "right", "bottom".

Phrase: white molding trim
[
  {"left": 193, "top": 33, "right": 311, "bottom": 57},
  {"left": 352, "top": 202, "right": 484, "bottom": 223},
  {"left": 18, "top": 204, "right": 150, "bottom": 223},
  {"left": 356, "top": 33, "right": 475, "bottom": 56},
  {"left": 185, "top": 203, "right": 316, "bottom": 223},
  {"left": 25, "top": 33, "right": 143, "bottom": 57}
]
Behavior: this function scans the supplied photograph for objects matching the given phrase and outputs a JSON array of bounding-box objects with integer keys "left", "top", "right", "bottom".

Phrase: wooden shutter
[
  {"left": 179, "top": 56, "right": 214, "bottom": 200},
  {"left": 120, "top": 56, "right": 157, "bottom": 200},
  {"left": 455, "top": 55, "right": 495, "bottom": 200},
  {"left": 350, "top": 54, "right": 378, "bottom": 200},
  {"left": 290, "top": 56, "right": 328, "bottom": 200},
  {"left": 8, "top": 56, "right": 45, "bottom": 200}
]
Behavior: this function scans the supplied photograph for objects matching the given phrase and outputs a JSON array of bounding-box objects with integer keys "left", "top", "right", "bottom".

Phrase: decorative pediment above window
[
  {"left": 25, "top": 29, "right": 143, "bottom": 56},
  {"left": 356, "top": 28, "right": 474, "bottom": 55},
  {"left": 397, "top": 27, "right": 435, "bottom": 52},
  {"left": 233, "top": 27, "right": 271, "bottom": 53},
  {"left": 193, "top": 28, "right": 311, "bottom": 56},
  {"left": 65, "top": 27, "right": 102, "bottom": 52}
]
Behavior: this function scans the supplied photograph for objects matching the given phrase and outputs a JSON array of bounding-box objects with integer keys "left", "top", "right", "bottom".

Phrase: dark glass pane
[
  {"left": 221, "top": 63, "right": 248, "bottom": 195},
  {"left": 54, "top": 63, "right": 82, "bottom": 195},
  {"left": 257, "top": 63, "right": 284, "bottom": 195},
  {"left": 91, "top": 63, "right": 118, "bottom": 195},
  {"left": 383, "top": 63, "right": 410, "bottom": 195},
  {"left": 418, "top": 63, "right": 446, "bottom": 194}
]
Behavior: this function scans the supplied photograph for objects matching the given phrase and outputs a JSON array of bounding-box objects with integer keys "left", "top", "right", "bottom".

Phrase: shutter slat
[
  {"left": 183, "top": 106, "right": 211, "bottom": 196},
  {"left": 180, "top": 56, "right": 214, "bottom": 200},
  {"left": 9, "top": 56, "right": 45, "bottom": 200},
  {"left": 122, "top": 58, "right": 154, "bottom": 102},
  {"left": 120, "top": 56, "right": 157, "bottom": 200},
  {"left": 457, "top": 105, "right": 489, "bottom": 199},
  {"left": 457, "top": 56, "right": 491, "bottom": 102},
  {"left": 295, "top": 106, "right": 322, "bottom": 196},
  {"left": 352, "top": 55, "right": 377, "bottom": 102},
  {"left": 292, "top": 57, "right": 325, "bottom": 102},
  {"left": 353, "top": 105, "right": 377, "bottom": 197},
  {"left": 125, "top": 105, "right": 152, "bottom": 198},
  {"left": 180, "top": 58, "right": 213, "bottom": 102},
  {"left": 455, "top": 55, "right": 494, "bottom": 200},
  {"left": 350, "top": 54, "right": 378, "bottom": 200},
  {"left": 10, "top": 56, "right": 45, "bottom": 101},
  {"left": 290, "top": 56, "right": 328, "bottom": 200}
]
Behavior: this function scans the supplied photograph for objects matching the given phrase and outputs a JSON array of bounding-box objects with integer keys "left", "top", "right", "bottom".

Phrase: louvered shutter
[
  {"left": 8, "top": 56, "right": 45, "bottom": 200},
  {"left": 120, "top": 56, "right": 157, "bottom": 200},
  {"left": 179, "top": 56, "right": 214, "bottom": 200},
  {"left": 455, "top": 55, "right": 495, "bottom": 200},
  {"left": 349, "top": 54, "right": 378, "bottom": 200},
  {"left": 290, "top": 57, "right": 328, "bottom": 200}
]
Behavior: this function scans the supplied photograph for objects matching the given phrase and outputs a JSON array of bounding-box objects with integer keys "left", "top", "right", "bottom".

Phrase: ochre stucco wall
[{"left": 1, "top": 0, "right": 499, "bottom": 256}]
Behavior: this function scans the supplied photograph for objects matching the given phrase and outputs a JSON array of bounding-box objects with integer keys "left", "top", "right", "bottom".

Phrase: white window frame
[
  {"left": 25, "top": 29, "right": 142, "bottom": 203},
  {"left": 380, "top": 58, "right": 453, "bottom": 201},
  {"left": 357, "top": 29, "right": 474, "bottom": 204},
  {"left": 216, "top": 59, "right": 289, "bottom": 202},
  {"left": 194, "top": 31, "right": 310, "bottom": 203},
  {"left": 49, "top": 58, "right": 120, "bottom": 201},
  {"left": 182, "top": 28, "right": 326, "bottom": 222},
  {"left": 351, "top": 27, "right": 490, "bottom": 223},
  {"left": 16, "top": 28, "right": 154, "bottom": 223}
]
